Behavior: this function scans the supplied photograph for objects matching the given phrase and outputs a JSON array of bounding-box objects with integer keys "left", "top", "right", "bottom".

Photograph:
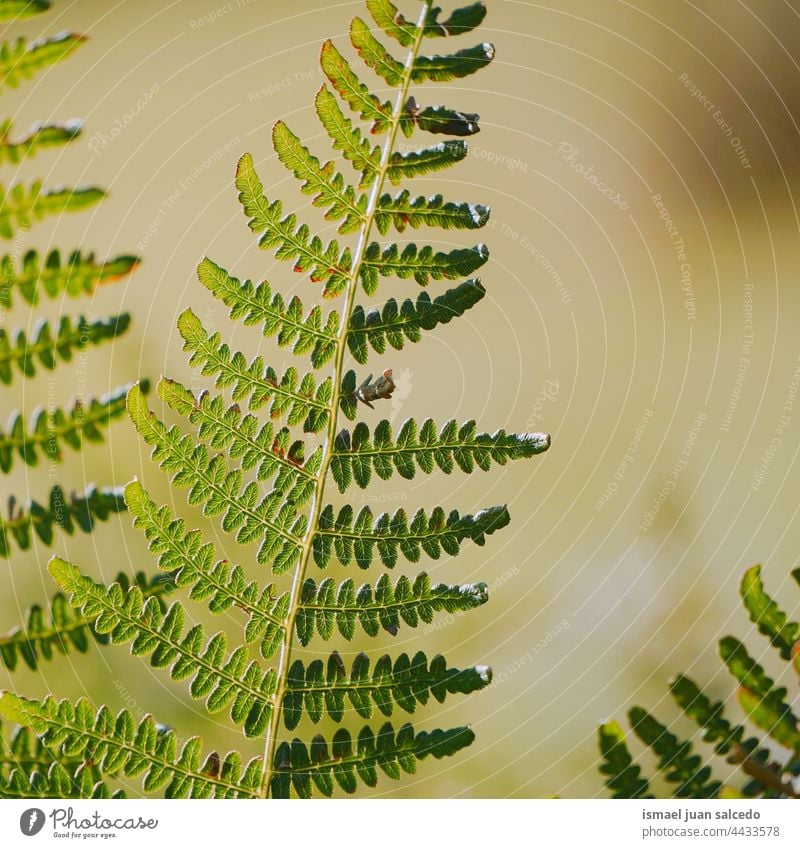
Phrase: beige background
[{"left": 2, "top": 0, "right": 800, "bottom": 797}]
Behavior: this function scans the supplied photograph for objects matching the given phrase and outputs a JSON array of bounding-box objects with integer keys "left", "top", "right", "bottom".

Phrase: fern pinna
[
  {"left": 599, "top": 564, "right": 800, "bottom": 799},
  {"left": 0, "top": 0, "right": 550, "bottom": 799},
  {"left": 0, "top": 0, "right": 141, "bottom": 563}
]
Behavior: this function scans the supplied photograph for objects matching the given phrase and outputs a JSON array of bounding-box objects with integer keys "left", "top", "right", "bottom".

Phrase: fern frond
[
  {"left": 271, "top": 722, "right": 474, "bottom": 798},
  {"left": 0, "top": 722, "right": 117, "bottom": 798},
  {"left": 236, "top": 152, "right": 352, "bottom": 298},
  {"left": 196, "top": 258, "right": 339, "bottom": 368},
  {"left": 331, "top": 418, "right": 550, "bottom": 491},
  {"left": 50, "top": 558, "right": 276, "bottom": 738},
  {"left": 315, "top": 85, "right": 381, "bottom": 186},
  {"left": 0, "top": 484, "right": 127, "bottom": 557},
  {"left": 629, "top": 707, "right": 721, "bottom": 798},
  {"left": 0, "top": 118, "right": 81, "bottom": 164},
  {"left": 598, "top": 721, "right": 652, "bottom": 799},
  {"left": 127, "top": 385, "right": 304, "bottom": 573},
  {"left": 411, "top": 42, "right": 495, "bottom": 82},
  {"left": 313, "top": 503, "right": 509, "bottom": 568},
  {"left": 365, "top": 0, "right": 417, "bottom": 47},
  {"left": 0, "top": 382, "right": 135, "bottom": 472},
  {"left": 0, "top": 313, "right": 129, "bottom": 384},
  {"left": 720, "top": 636, "right": 800, "bottom": 751},
  {"left": 0, "top": 182, "right": 104, "bottom": 239},
  {"left": 273, "top": 120, "right": 366, "bottom": 234},
  {"left": 423, "top": 1, "right": 488, "bottom": 38},
  {"left": 0, "top": 32, "right": 85, "bottom": 91},
  {"left": 740, "top": 565, "right": 799, "bottom": 660},
  {"left": 177, "top": 309, "right": 332, "bottom": 433},
  {"left": 350, "top": 17, "right": 405, "bottom": 86},
  {"left": 319, "top": 38, "right": 393, "bottom": 134},
  {"left": 359, "top": 241, "right": 488, "bottom": 294},
  {"left": 0, "top": 569, "right": 172, "bottom": 671},
  {"left": 375, "top": 191, "right": 489, "bottom": 235},
  {"left": 124, "top": 481, "right": 288, "bottom": 661},
  {"left": 296, "top": 572, "right": 488, "bottom": 644},
  {"left": 348, "top": 279, "right": 485, "bottom": 364},
  {"left": 387, "top": 139, "right": 467, "bottom": 183},
  {"left": 0, "top": 0, "right": 51, "bottom": 21},
  {"left": 0, "top": 693, "right": 262, "bottom": 798},
  {"left": 157, "top": 377, "right": 321, "bottom": 506},
  {"left": 282, "top": 651, "right": 490, "bottom": 729},
  {"left": 0, "top": 249, "right": 140, "bottom": 308}
]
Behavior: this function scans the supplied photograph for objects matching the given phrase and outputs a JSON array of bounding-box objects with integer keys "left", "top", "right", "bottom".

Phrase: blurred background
[{"left": 1, "top": 0, "right": 800, "bottom": 798}]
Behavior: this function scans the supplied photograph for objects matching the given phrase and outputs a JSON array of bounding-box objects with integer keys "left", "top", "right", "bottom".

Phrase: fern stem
[{"left": 258, "top": 4, "right": 431, "bottom": 798}]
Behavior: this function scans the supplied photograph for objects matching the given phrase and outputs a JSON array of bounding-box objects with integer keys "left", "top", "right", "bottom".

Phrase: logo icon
[{"left": 19, "top": 809, "right": 45, "bottom": 836}]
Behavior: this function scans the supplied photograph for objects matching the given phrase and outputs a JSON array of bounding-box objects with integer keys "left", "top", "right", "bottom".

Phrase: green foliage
[
  {"left": 0, "top": 2, "right": 142, "bottom": 559},
  {"left": 0, "top": 1, "right": 550, "bottom": 799},
  {"left": 0, "top": 568, "right": 172, "bottom": 671},
  {"left": 599, "top": 564, "right": 800, "bottom": 798}
]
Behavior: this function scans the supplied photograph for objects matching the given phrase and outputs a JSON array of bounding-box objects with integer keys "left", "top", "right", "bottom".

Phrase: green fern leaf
[
  {"left": 375, "top": 191, "right": 489, "bottom": 234},
  {"left": 177, "top": 309, "right": 332, "bottom": 433},
  {"left": 0, "top": 118, "right": 82, "bottom": 164},
  {"left": 350, "top": 17, "right": 405, "bottom": 86},
  {"left": 0, "top": 693, "right": 262, "bottom": 798},
  {"left": 423, "top": 1, "right": 487, "bottom": 38},
  {"left": 319, "top": 38, "right": 393, "bottom": 133},
  {"left": 273, "top": 120, "right": 366, "bottom": 234},
  {"left": 0, "top": 1, "right": 51, "bottom": 21},
  {"left": 0, "top": 313, "right": 129, "bottom": 384},
  {"left": 124, "top": 481, "right": 288, "bottom": 661},
  {"left": 0, "top": 570, "right": 172, "bottom": 671},
  {"left": 0, "top": 32, "right": 85, "bottom": 91},
  {"left": 297, "top": 572, "right": 488, "bottom": 644},
  {"left": 0, "top": 484, "right": 127, "bottom": 558},
  {"left": 331, "top": 419, "right": 549, "bottom": 491},
  {"left": 360, "top": 241, "right": 488, "bottom": 294},
  {"left": 157, "top": 377, "right": 321, "bottom": 505},
  {"left": 0, "top": 249, "right": 139, "bottom": 308},
  {"left": 387, "top": 139, "right": 467, "bottom": 183},
  {"left": 271, "top": 722, "right": 474, "bottom": 798},
  {"left": 282, "top": 651, "right": 490, "bottom": 729},
  {"left": 366, "top": 0, "right": 417, "bottom": 47},
  {"left": 411, "top": 41, "right": 495, "bottom": 82},
  {"left": 740, "top": 565, "right": 799, "bottom": 660},
  {"left": 720, "top": 636, "right": 800, "bottom": 751},
  {"left": 236, "top": 152, "right": 352, "bottom": 298},
  {"left": 196, "top": 258, "right": 339, "bottom": 368},
  {"left": 315, "top": 85, "right": 381, "bottom": 187},
  {"left": 598, "top": 721, "right": 652, "bottom": 799},
  {"left": 127, "top": 384, "right": 304, "bottom": 573},
  {"left": 50, "top": 558, "right": 276, "bottom": 738},
  {"left": 313, "top": 503, "right": 509, "bottom": 568},
  {"left": 0, "top": 182, "right": 104, "bottom": 239},
  {"left": 0, "top": 382, "right": 135, "bottom": 472},
  {"left": 629, "top": 707, "right": 721, "bottom": 798},
  {"left": 348, "top": 279, "right": 485, "bottom": 364}
]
